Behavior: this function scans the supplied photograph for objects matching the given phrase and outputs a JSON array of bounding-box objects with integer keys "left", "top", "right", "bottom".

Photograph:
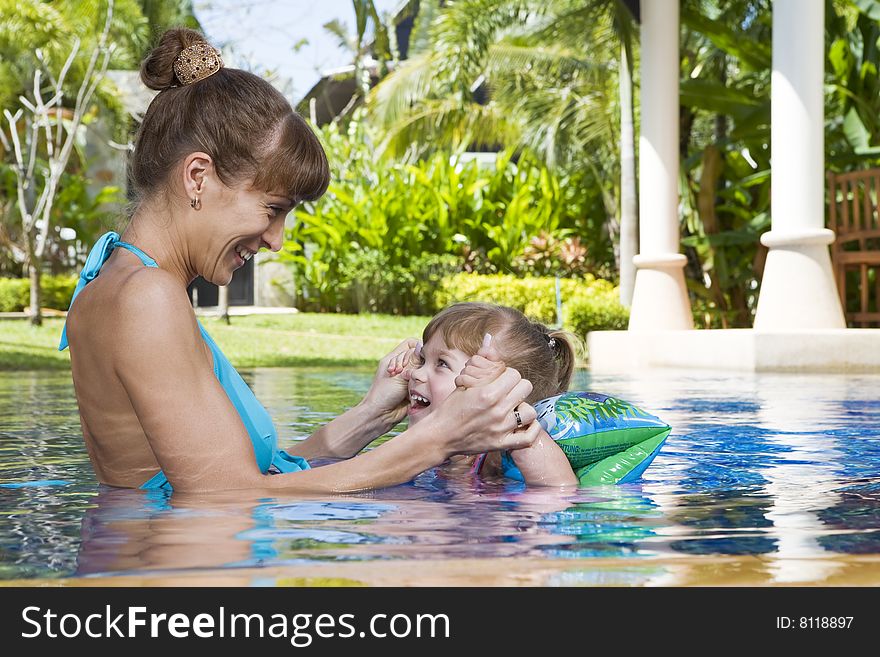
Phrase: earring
[{"left": 190, "top": 197, "right": 202, "bottom": 211}]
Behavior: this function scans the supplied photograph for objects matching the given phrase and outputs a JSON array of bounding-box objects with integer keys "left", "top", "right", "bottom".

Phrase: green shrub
[
  {"left": 0, "top": 275, "right": 78, "bottom": 312},
  {"left": 565, "top": 295, "right": 630, "bottom": 336},
  {"left": 436, "top": 273, "right": 562, "bottom": 323},
  {"left": 41, "top": 275, "right": 78, "bottom": 310},
  {"left": 289, "top": 248, "right": 460, "bottom": 315},
  {"left": 0, "top": 278, "right": 28, "bottom": 312},
  {"left": 335, "top": 249, "right": 460, "bottom": 315},
  {"left": 436, "top": 273, "right": 629, "bottom": 337},
  {"left": 281, "top": 116, "right": 615, "bottom": 314}
]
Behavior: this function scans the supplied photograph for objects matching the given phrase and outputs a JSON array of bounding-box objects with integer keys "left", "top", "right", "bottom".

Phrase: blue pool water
[{"left": 1, "top": 367, "right": 879, "bottom": 584}]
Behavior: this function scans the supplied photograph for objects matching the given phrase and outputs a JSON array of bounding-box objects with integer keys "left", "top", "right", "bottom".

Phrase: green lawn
[{"left": 0, "top": 313, "right": 432, "bottom": 370}]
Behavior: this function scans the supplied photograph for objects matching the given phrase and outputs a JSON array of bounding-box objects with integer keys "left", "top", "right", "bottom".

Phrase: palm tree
[
  {"left": 319, "top": 0, "right": 398, "bottom": 122},
  {"left": 366, "top": 0, "right": 639, "bottom": 296}
]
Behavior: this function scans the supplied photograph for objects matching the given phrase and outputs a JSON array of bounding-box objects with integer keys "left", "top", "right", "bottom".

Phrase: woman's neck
[{"left": 121, "top": 204, "right": 198, "bottom": 287}]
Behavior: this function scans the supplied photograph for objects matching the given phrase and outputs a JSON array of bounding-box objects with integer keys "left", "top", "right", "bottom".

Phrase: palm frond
[
  {"left": 486, "top": 43, "right": 610, "bottom": 85},
  {"left": 59, "top": 0, "right": 149, "bottom": 67},
  {"left": 376, "top": 98, "right": 520, "bottom": 160},
  {"left": 527, "top": 0, "right": 631, "bottom": 56},
  {"left": 322, "top": 19, "right": 356, "bottom": 53},
  {"left": 489, "top": 59, "right": 616, "bottom": 168},
  {"left": 0, "top": 0, "right": 66, "bottom": 55},
  {"left": 407, "top": 0, "right": 441, "bottom": 56},
  {"left": 367, "top": 0, "right": 626, "bottom": 176},
  {"left": 367, "top": 51, "right": 442, "bottom": 129},
  {"left": 427, "top": 0, "right": 535, "bottom": 92},
  {"left": 680, "top": 2, "right": 771, "bottom": 71},
  {"left": 516, "top": 89, "right": 601, "bottom": 167}
]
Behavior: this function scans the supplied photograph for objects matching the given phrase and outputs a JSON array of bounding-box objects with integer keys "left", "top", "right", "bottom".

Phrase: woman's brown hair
[
  {"left": 422, "top": 302, "right": 581, "bottom": 404},
  {"left": 130, "top": 28, "right": 329, "bottom": 207}
]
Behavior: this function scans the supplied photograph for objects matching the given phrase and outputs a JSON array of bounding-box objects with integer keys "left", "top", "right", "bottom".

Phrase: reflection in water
[
  {"left": 817, "top": 480, "right": 880, "bottom": 554},
  {"left": 756, "top": 376, "right": 848, "bottom": 583},
  {"left": 546, "top": 567, "right": 669, "bottom": 587},
  {"left": 73, "top": 485, "right": 593, "bottom": 575},
  {"left": 663, "top": 493, "right": 777, "bottom": 556},
  {"left": 76, "top": 487, "right": 253, "bottom": 575},
  {"left": 537, "top": 487, "right": 663, "bottom": 559},
  {"left": 1, "top": 369, "right": 880, "bottom": 584}
]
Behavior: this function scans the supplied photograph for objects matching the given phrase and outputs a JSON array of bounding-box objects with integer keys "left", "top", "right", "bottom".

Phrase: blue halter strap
[{"left": 59, "top": 231, "right": 158, "bottom": 351}]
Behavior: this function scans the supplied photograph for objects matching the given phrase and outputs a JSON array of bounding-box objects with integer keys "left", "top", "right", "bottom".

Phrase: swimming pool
[{"left": 1, "top": 367, "right": 879, "bottom": 585}]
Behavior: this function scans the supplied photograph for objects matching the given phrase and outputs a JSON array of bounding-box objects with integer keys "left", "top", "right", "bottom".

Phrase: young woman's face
[
  {"left": 200, "top": 182, "right": 295, "bottom": 286},
  {"left": 407, "top": 332, "right": 471, "bottom": 425}
]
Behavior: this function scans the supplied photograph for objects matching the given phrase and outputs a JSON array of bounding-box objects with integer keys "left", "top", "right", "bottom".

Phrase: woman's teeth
[{"left": 235, "top": 245, "right": 254, "bottom": 261}]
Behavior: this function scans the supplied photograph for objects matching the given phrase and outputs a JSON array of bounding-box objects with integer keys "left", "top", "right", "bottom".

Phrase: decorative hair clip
[
  {"left": 173, "top": 42, "right": 223, "bottom": 86},
  {"left": 548, "top": 336, "right": 557, "bottom": 350}
]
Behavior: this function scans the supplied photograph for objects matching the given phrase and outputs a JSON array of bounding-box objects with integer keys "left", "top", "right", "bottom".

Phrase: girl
[{"left": 402, "top": 302, "right": 580, "bottom": 486}]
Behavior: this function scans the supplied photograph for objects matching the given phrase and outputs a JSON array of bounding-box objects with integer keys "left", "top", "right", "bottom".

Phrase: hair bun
[{"left": 140, "top": 27, "right": 213, "bottom": 91}]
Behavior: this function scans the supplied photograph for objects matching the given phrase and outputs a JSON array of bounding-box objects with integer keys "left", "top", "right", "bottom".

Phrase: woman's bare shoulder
[
  {"left": 75, "top": 266, "right": 203, "bottom": 363},
  {"left": 116, "top": 266, "right": 193, "bottom": 315}
]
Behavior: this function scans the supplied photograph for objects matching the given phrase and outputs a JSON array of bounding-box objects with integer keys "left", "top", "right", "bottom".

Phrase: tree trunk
[
  {"left": 217, "top": 284, "right": 230, "bottom": 325},
  {"left": 28, "top": 260, "right": 42, "bottom": 327},
  {"left": 618, "top": 44, "right": 638, "bottom": 307},
  {"left": 696, "top": 145, "right": 728, "bottom": 328}
]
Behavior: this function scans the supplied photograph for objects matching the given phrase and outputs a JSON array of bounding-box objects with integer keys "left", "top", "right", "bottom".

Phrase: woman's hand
[
  {"left": 431, "top": 333, "right": 541, "bottom": 456},
  {"left": 362, "top": 338, "right": 421, "bottom": 428},
  {"left": 292, "top": 339, "right": 420, "bottom": 462},
  {"left": 454, "top": 332, "right": 505, "bottom": 390}
]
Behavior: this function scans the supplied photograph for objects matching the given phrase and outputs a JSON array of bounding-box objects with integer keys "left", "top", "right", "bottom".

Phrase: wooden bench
[{"left": 827, "top": 168, "right": 880, "bottom": 327}]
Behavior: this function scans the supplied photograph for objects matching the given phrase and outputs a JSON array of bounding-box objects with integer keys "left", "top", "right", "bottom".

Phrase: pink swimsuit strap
[{"left": 471, "top": 452, "right": 488, "bottom": 474}]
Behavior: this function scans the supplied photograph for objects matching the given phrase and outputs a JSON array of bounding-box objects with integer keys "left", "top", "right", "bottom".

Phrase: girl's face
[{"left": 407, "top": 332, "right": 471, "bottom": 425}]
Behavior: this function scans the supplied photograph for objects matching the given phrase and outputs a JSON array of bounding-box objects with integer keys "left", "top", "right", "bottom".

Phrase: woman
[{"left": 60, "top": 28, "right": 539, "bottom": 493}]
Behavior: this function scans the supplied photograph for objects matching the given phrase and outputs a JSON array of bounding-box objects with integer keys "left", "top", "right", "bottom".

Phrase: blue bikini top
[{"left": 59, "top": 231, "right": 309, "bottom": 490}]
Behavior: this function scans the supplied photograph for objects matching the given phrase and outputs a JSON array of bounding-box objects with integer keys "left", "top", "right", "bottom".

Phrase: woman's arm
[
  {"left": 290, "top": 340, "right": 418, "bottom": 460},
  {"left": 261, "top": 367, "right": 542, "bottom": 493},
  {"left": 113, "top": 274, "right": 539, "bottom": 493}
]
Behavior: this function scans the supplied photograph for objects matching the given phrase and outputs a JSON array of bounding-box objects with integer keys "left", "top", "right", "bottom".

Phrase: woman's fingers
[
  {"left": 454, "top": 335, "right": 505, "bottom": 390},
  {"left": 463, "top": 354, "right": 497, "bottom": 371},
  {"left": 454, "top": 364, "right": 504, "bottom": 389},
  {"left": 436, "top": 358, "right": 543, "bottom": 457},
  {"left": 507, "top": 400, "right": 537, "bottom": 431},
  {"left": 502, "top": 379, "right": 534, "bottom": 418},
  {"left": 397, "top": 349, "right": 412, "bottom": 372},
  {"left": 490, "top": 366, "right": 526, "bottom": 398},
  {"left": 382, "top": 338, "right": 419, "bottom": 368},
  {"left": 461, "top": 367, "right": 533, "bottom": 418},
  {"left": 385, "top": 342, "right": 418, "bottom": 375},
  {"left": 455, "top": 354, "right": 506, "bottom": 389},
  {"left": 454, "top": 365, "right": 523, "bottom": 403},
  {"left": 499, "top": 420, "right": 542, "bottom": 451}
]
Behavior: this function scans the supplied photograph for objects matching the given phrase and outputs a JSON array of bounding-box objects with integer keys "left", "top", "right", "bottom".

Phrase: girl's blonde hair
[{"left": 422, "top": 302, "right": 580, "bottom": 404}]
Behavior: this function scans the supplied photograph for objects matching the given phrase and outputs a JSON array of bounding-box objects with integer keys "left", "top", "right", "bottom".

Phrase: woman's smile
[{"left": 232, "top": 243, "right": 257, "bottom": 269}]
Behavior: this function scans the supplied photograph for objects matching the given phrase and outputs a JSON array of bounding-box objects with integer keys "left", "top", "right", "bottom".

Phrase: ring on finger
[{"left": 513, "top": 405, "right": 523, "bottom": 429}]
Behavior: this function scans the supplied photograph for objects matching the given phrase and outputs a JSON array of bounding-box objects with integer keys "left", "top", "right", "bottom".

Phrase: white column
[
  {"left": 753, "top": 0, "right": 845, "bottom": 330},
  {"left": 628, "top": 0, "right": 693, "bottom": 331}
]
